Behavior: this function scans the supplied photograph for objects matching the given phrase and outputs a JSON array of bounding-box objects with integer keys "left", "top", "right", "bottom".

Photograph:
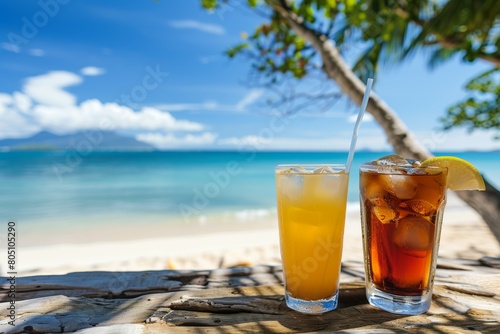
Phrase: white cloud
[
  {"left": 12, "top": 92, "right": 32, "bottom": 113},
  {"left": 23, "top": 71, "right": 82, "bottom": 107},
  {"left": 347, "top": 112, "right": 374, "bottom": 123},
  {"left": 200, "top": 55, "right": 218, "bottom": 64},
  {"left": 0, "top": 111, "right": 40, "bottom": 140},
  {"left": 0, "top": 93, "right": 40, "bottom": 139},
  {"left": 217, "top": 135, "right": 344, "bottom": 151},
  {"left": 236, "top": 89, "right": 263, "bottom": 111},
  {"left": 169, "top": 20, "right": 225, "bottom": 35},
  {"left": 218, "top": 135, "right": 269, "bottom": 147},
  {"left": 29, "top": 48, "right": 45, "bottom": 57},
  {"left": 218, "top": 135, "right": 391, "bottom": 151},
  {"left": 1, "top": 42, "right": 20, "bottom": 53},
  {"left": 155, "top": 101, "right": 219, "bottom": 112},
  {"left": 0, "top": 71, "right": 205, "bottom": 140},
  {"left": 136, "top": 132, "right": 217, "bottom": 149},
  {"left": 154, "top": 90, "right": 264, "bottom": 113},
  {"left": 352, "top": 135, "right": 391, "bottom": 151},
  {"left": 0, "top": 93, "right": 13, "bottom": 107},
  {"left": 212, "top": 128, "right": 500, "bottom": 152},
  {"left": 2, "top": 45, "right": 45, "bottom": 56},
  {"left": 30, "top": 101, "right": 203, "bottom": 135},
  {"left": 81, "top": 66, "right": 106, "bottom": 76},
  {"left": 217, "top": 127, "right": 392, "bottom": 151},
  {"left": 415, "top": 129, "right": 500, "bottom": 152}
]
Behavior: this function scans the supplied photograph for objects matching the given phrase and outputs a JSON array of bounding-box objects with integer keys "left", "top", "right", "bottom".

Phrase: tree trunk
[{"left": 269, "top": 0, "right": 500, "bottom": 244}]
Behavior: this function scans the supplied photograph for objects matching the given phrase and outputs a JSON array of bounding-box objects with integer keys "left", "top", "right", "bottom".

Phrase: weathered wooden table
[{"left": 1, "top": 257, "right": 499, "bottom": 333}]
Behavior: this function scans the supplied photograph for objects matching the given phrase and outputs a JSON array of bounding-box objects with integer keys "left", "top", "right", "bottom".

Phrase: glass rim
[
  {"left": 276, "top": 164, "right": 347, "bottom": 169},
  {"left": 359, "top": 163, "right": 447, "bottom": 172},
  {"left": 275, "top": 164, "right": 348, "bottom": 174}
]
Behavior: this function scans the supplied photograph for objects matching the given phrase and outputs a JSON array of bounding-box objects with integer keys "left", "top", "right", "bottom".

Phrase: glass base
[
  {"left": 285, "top": 291, "right": 338, "bottom": 314},
  {"left": 366, "top": 285, "right": 431, "bottom": 315}
]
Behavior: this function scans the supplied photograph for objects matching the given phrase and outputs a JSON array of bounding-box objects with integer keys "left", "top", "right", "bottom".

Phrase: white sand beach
[{"left": 12, "top": 193, "right": 500, "bottom": 276}]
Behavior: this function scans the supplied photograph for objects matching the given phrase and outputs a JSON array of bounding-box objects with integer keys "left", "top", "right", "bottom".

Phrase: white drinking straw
[{"left": 346, "top": 78, "right": 374, "bottom": 174}]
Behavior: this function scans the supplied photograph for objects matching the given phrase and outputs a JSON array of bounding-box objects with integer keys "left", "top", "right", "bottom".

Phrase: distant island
[{"left": 0, "top": 131, "right": 155, "bottom": 152}]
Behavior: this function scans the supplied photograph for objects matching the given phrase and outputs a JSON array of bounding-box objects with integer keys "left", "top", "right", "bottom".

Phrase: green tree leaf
[{"left": 201, "top": 0, "right": 500, "bottom": 138}]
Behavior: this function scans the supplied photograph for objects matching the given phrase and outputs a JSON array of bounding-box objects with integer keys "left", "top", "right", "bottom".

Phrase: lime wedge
[{"left": 420, "top": 156, "right": 485, "bottom": 191}]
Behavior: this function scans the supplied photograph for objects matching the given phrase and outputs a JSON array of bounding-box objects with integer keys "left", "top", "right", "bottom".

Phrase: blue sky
[{"left": 0, "top": 1, "right": 498, "bottom": 151}]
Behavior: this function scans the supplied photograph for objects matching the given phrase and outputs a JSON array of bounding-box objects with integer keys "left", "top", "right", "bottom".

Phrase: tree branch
[
  {"left": 265, "top": 0, "right": 500, "bottom": 243},
  {"left": 437, "top": 39, "right": 500, "bottom": 67},
  {"left": 266, "top": 0, "right": 431, "bottom": 159}
]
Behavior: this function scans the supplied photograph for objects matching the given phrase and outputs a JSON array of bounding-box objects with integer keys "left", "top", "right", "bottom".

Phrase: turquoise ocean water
[{"left": 1, "top": 151, "right": 499, "bottom": 232}]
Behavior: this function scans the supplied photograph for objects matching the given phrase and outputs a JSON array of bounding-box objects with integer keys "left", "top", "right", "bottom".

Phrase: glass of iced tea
[
  {"left": 359, "top": 155, "right": 447, "bottom": 314},
  {"left": 275, "top": 164, "right": 349, "bottom": 314}
]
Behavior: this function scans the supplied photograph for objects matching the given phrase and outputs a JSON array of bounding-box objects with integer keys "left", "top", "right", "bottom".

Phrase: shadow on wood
[{"left": 0, "top": 258, "right": 498, "bottom": 333}]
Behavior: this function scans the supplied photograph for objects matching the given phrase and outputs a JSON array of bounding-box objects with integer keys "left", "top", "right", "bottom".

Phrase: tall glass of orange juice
[{"left": 275, "top": 164, "right": 349, "bottom": 314}]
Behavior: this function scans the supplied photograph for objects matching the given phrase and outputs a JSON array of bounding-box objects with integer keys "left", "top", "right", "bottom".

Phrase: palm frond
[
  {"left": 405, "top": 0, "right": 500, "bottom": 61},
  {"left": 351, "top": 41, "right": 383, "bottom": 83},
  {"left": 427, "top": 47, "right": 458, "bottom": 70}
]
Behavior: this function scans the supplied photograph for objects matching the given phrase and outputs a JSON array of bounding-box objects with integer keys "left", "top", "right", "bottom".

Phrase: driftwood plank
[
  {"left": 436, "top": 257, "right": 500, "bottom": 275},
  {"left": 0, "top": 258, "right": 498, "bottom": 333},
  {"left": 3, "top": 257, "right": 496, "bottom": 303},
  {"left": 151, "top": 283, "right": 405, "bottom": 333},
  {"left": 0, "top": 265, "right": 287, "bottom": 302},
  {"left": 344, "top": 311, "right": 500, "bottom": 334},
  {"left": 73, "top": 324, "right": 146, "bottom": 334},
  {"left": 437, "top": 273, "right": 500, "bottom": 295},
  {"left": 0, "top": 277, "right": 498, "bottom": 334},
  {"left": 0, "top": 293, "right": 173, "bottom": 334},
  {"left": 480, "top": 256, "right": 500, "bottom": 269},
  {"left": 152, "top": 308, "right": 499, "bottom": 334},
  {"left": 169, "top": 295, "right": 287, "bottom": 315},
  {"left": 150, "top": 276, "right": 500, "bottom": 333},
  {"left": 0, "top": 270, "right": 182, "bottom": 301}
]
